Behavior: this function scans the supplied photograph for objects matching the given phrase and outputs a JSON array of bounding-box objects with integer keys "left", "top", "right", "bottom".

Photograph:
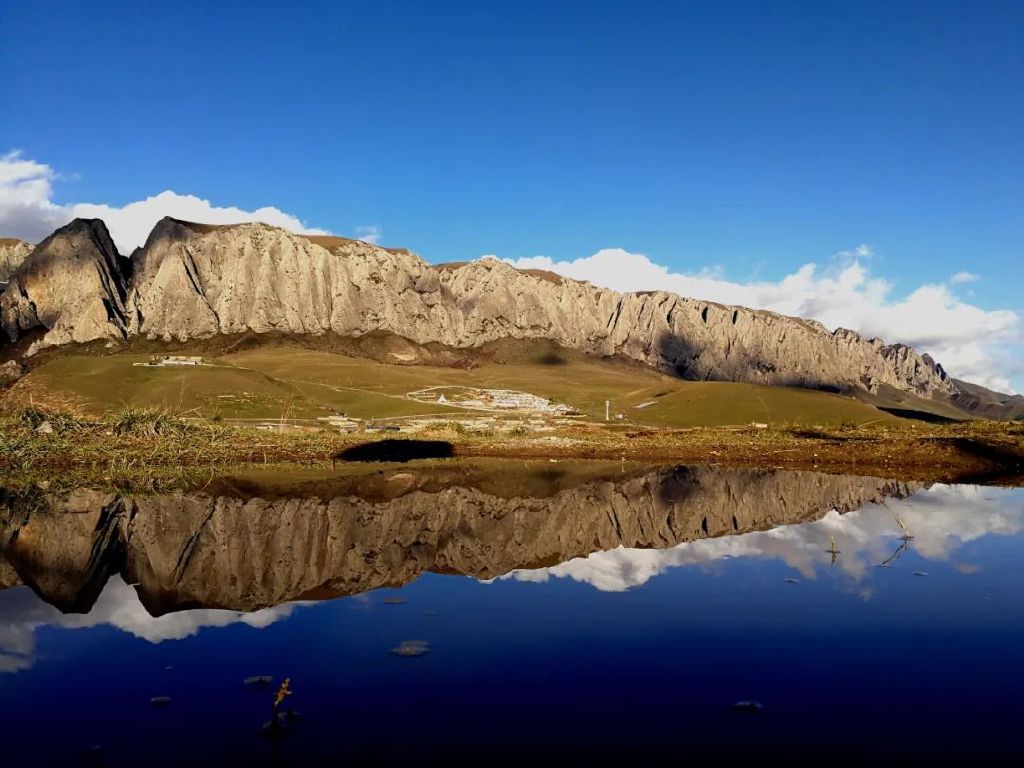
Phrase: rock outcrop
[
  {"left": 0, "top": 360, "right": 23, "bottom": 387},
  {"left": 0, "top": 217, "right": 956, "bottom": 400},
  {"left": 0, "top": 220, "right": 129, "bottom": 349},
  {"left": 0, "top": 238, "right": 32, "bottom": 284},
  {"left": 0, "top": 465, "right": 917, "bottom": 614}
]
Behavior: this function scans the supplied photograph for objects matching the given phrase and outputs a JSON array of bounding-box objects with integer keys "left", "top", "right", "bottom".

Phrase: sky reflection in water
[{"left": 1, "top": 475, "right": 1022, "bottom": 763}]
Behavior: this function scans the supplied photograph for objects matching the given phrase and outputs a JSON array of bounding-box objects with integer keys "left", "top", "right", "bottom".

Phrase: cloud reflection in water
[
  {"left": 0, "top": 576, "right": 303, "bottom": 672},
  {"left": 502, "top": 485, "right": 1024, "bottom": 591}
]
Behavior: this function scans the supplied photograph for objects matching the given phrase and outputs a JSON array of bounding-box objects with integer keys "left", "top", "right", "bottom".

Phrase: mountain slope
[
  {"left": 0, "top": 216, "right": 991, "bottom": 414},
  {"left": 950, "top": 378, "right": 1024, "bottom": 421},
  {"left": 0, "top": 344, "right": 899, "bottom": 427}
]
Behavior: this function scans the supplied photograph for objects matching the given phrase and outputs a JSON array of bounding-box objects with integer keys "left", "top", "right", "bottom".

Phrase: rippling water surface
[{"left": 2, "top": 461, "right": 1022, "bottom": 764}]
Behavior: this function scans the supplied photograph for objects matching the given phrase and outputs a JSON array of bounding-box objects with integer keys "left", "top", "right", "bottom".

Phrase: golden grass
[{"left": 1, "top": 407, "right": 1020, "bottom": 489}]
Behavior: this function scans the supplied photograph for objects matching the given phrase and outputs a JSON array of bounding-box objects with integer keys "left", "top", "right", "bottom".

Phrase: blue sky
[{"left": 2, "top": 1, "right": 1021, "bottom": 388}]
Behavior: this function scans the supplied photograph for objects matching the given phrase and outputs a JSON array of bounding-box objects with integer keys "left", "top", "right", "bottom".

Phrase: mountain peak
[{"left": 1, "top": 217, "right": 128, "bottom": 350}]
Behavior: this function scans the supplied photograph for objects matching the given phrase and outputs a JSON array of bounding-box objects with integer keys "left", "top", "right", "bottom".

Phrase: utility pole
[{"left": 605, "top": 400, "right": 610, "bottom": 422}]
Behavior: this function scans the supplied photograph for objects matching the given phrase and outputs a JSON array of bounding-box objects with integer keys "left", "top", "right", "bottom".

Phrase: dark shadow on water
[
  {"left": 335, "top": 439, "right": 455, "bottom": 463},
  {"left": 944, "top": 437, "right": 1024, "bottom": 484},
  {"left": 537, "top": 351, "right": 567, "bottom": 365}
]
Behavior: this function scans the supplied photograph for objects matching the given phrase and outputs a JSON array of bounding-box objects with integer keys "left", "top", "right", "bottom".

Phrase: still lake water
[{"left": 1, "top": 461, "right": 1023, "bottom": 764}]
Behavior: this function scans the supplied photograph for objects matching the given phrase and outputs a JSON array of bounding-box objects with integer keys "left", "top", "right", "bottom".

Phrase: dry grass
[{"left": 0, "top": 407, "right": 1021, "bottom": 489}]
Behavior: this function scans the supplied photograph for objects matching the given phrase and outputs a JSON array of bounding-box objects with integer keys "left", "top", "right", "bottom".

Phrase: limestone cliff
[
  {"left": 0, "top": 465, "right": 916, "bottom": 614},
  {"left": 0, "top": 220, "right": 128, "bottom": 348},
  {"left": 0, "top": 238, "right": 32, "bottom": 284},
  {"left": 0, "top": 217, "right": 956, "bottom": 400},
  {"left": 121, "top": 219, "right": 953, "bottom": 396}
]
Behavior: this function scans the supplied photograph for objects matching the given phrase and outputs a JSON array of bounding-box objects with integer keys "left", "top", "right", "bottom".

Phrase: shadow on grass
[
  {"left": 335, "top": 439, "right": 454, "bottom": 463},
  {"left": 787, "top": 429, "right": 861, "bottom": 442},
  {"left": 877, "top": 407, "right": 961, "bottom": 424}
]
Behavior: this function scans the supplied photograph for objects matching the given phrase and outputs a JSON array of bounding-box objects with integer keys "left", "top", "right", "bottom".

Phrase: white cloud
[
  {"left": 950, "top": 271, "right": 980, "bottom": 284},
  {"left": 354, "top": 224, "right": 382, "bottom": 244},
  {"left": 502, "top": 485, "right": 1024, "bottom": 591},
  {"left": 72, "top": 192, "right": 329, "bottom": 255},
  {"left": 0, "top": 150, "right": 68, "bottom": 242},
  {"left": 505, "top": 249, "right": 1021, "bottom": 391},
  {"left": 0, "top": 150, "right": 329, "bottom": 254}
]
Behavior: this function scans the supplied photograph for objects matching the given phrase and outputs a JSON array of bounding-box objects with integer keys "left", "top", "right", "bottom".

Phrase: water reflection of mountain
[{"left": 1, "top": 463, "right": 915, "bottom": 615}]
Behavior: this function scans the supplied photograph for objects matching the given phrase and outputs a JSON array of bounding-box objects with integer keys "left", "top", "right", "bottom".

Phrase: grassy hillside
[{"left": 2, "top": 343, "right": 901, "bottom": 427}]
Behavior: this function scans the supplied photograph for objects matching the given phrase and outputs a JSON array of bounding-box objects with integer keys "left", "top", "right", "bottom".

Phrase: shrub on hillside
[{"left": 110, "top": 407, "right": 194, "bottom": 437}]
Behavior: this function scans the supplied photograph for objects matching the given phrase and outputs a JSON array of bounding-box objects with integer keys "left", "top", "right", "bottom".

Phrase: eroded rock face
[
  {"left": 0, "top": 239, "right": 32, "bottom": 284},
  {"left": 0, "top": 220, "right": 128, "bottom": 350},
  {"left": 0, "top": 217, "right": 954, "bottom": 399},
  {"left": 127, "top": 219, "right": 953, "bottom": 396},
  {"left": 0, "top": 360, "right": 23, "bottom": 387},
  {"left": 0, "top": 465, "right": 917, "bottom": 614}
]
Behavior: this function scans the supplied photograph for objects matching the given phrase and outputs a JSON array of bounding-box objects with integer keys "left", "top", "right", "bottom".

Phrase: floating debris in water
[
  {"left": 784, "top": 578, "right": 799, "bottom": 584},
  {"left": 382, "top": 597, "right": 407, "bottom": 605},
  {"left": 244, "top": 675, "right": 274, "bottom": 686},
  {"left": 274, "top": 678, "right": 293, "bottom": 708},
  {"left": 149, "top": 696, "right": 171, "bottom": 706},
  {"left": 913, "top": 571, "right": 929, "bottom": 577},
  {"left": 163, "top": 665, "right": 174, "bottom": 671},
  {"left": 391, "top": 640, "right": 430, "bottom": 657},
  {"left": 263, "top": 679, "right": 296, "bottom": 738},
  {"left": 423, "top": 610, "right": 438, "bottom": 617},
  {"left": 732, "top": 700, "right": 765, "bottom": 714}
]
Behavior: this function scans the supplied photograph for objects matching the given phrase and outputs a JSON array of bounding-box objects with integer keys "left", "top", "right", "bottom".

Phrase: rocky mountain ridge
[{"left": 0, "top": 217, "right": 991, "bottom": 409}]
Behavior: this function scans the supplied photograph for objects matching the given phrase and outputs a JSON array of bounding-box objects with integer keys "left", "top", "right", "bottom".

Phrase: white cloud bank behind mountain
[
  {"left": 1, "top": 150, "right": 1019, "bottom": 390},
  {"left": 0, "top": 150, "right": 333, "bottom": 251}
]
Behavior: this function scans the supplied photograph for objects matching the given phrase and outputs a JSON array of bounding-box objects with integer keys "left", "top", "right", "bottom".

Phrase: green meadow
[{"left": 4, "top": 343, "right": 899, "bottom": 428}]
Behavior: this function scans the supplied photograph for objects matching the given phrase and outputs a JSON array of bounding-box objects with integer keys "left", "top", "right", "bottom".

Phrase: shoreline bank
[{"left": 2, "top": 410, "right": 1022, "bottom": 488}]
